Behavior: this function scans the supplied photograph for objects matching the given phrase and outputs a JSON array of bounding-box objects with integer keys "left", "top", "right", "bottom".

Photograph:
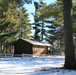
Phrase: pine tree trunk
[{"left": 63, "top": 0, "right": 76, "bottom": 69}]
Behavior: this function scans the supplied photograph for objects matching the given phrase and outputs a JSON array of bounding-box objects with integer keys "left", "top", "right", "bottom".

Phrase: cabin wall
[
  {"left": 14, "top": 40, "right": 32, "bottom": 54},
  {"left": 13, "top": 39, "right": 49, "bottom": 55},
  {"left": 32, "top": 45, "right": 48, "bottom": 54}
]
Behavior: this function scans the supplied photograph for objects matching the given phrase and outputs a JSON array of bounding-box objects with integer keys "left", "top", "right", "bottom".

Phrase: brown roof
[
  {"left": 16, "top": 39, "right": 51, "bottom": 46},
  {"left": 22, "top": 39, "right": 47, "bottom": 46}
]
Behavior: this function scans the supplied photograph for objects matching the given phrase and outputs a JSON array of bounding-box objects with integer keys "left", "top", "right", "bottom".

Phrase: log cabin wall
[
  {"left": 13, "top": 39, "right": 50, "bottom": 55},
  {"left": 14, "top": 39, "right": 32, "bottom": 54},
  {"left": 32, "top": 45, "right": 48, "bottom": 54}
]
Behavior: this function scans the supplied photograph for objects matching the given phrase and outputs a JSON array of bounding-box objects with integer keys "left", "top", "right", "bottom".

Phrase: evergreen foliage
[
  {"left": 33, "top": 0, "right": 64, "bottom": 46},
  {"left": 0, "top": 0, "right": 32, "bottom": 53}
]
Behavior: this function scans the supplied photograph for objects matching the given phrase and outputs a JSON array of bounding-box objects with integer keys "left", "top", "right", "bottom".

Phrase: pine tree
[
  {"left": 0, "top": 0, "right": 32, "bottom": 53},
  {"left": 33, "top": 1, "right": 64, "bottom": 44},
  {"left": 33, "top": 1, "right": 41, "bottom": 41}
]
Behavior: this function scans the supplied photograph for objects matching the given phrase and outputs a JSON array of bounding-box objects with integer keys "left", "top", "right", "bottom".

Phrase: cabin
[{"left": 13, "top": 39, "right": 50, "bottom": 55}]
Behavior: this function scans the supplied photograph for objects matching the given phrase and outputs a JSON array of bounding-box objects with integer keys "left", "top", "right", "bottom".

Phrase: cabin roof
[{"left": 14, "top": 39, "right": 51, "bottom": 46}]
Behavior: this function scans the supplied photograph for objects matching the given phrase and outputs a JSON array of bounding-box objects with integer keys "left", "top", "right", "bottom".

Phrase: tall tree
[
  {"left": 63, "top": 0, "right": 76, "bottom": 69},
  {"left": 33, "top": 1, "right": 64, "bottom": 44},
  {"left": 0, "top": 0, "right": 31, "bottom": 41},
  {"left": 33, "top": 1, "right": 57, "bottom": 41},
  {"left": 15, "top": 6, "right": 31, "bottom": 39},
  {"left": 33, "top": 1, "right": 41, "bottom": 41},
  {"left": 0, "top": 0, "right": 32, "bottom": 53},
  {"left": 44, "top": 1, "right": 64, "bottom": 45}
]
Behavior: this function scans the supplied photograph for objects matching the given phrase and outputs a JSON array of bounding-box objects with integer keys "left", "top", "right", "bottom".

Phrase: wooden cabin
[{"left": 13, "top": 39, "right": 50, "bottom": 55}]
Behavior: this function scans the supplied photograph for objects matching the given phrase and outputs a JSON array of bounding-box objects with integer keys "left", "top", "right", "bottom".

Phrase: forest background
[{"left": 0, "top": 0, "right": 76, "bottom": 55}]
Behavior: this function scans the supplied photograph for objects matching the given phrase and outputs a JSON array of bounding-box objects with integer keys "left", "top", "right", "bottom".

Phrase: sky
[{"left": 24, "top": 0, "right": 57, "bottom": 23}]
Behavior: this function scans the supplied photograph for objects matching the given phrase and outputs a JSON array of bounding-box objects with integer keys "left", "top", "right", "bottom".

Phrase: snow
[{"left": 0, "top": 56, "right": 76, "bottom": 75}]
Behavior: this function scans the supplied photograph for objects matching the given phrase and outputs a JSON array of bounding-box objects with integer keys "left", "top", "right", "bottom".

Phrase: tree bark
[{"left": 63, "top": 0, "right": 76, "bottom": 69}]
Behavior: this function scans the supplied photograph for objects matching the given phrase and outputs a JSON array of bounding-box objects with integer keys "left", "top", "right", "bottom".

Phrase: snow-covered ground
[{"left": 0, "top": 56, "right": 76, "bottom": 75}]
